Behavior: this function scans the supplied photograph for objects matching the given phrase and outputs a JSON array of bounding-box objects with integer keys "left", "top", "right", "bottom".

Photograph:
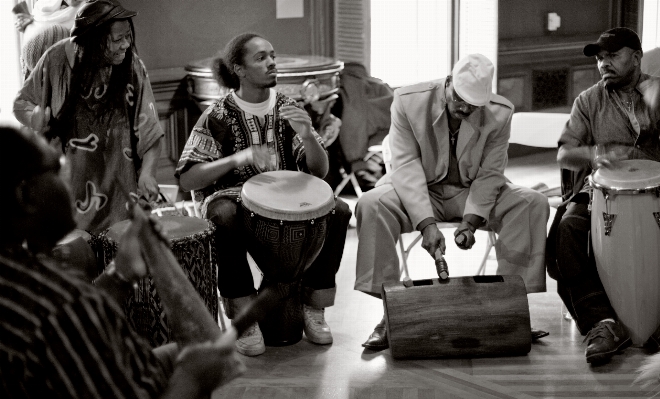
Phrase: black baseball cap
[{"left": 583, "top": 27, "right": 642, "bottom": 57}]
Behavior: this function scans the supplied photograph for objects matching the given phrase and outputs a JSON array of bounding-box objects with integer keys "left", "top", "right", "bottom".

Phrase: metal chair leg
[{"left": 475, "top": 231, "right": 497, "bottom": 276}]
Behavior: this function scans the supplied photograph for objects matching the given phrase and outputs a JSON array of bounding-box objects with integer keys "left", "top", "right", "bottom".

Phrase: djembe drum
[
  {"left": 590, "top": 160, "right": 660, "bottom": 344},
  {"left": 100, "top": 215, "right": 218, "bottom": 347},
  {"left": 240, "top": 170, "right": 335, "bottom": 346}
]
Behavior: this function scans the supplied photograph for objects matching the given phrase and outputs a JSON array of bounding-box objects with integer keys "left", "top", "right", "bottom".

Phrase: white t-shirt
[{"left": 231, "top": 89, "right": 278, "bottom": 123}]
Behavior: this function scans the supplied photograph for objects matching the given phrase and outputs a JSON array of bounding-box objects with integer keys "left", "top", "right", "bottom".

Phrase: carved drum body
[{"left": 383, "top": 275, "right": 531, "bottom": 359}]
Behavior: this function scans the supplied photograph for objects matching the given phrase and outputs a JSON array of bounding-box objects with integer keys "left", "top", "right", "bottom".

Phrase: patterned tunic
[
  {"left": 0, "top": 250, "right": 168, "bottom": 398},
  {"left": 14, "top": 39, "right": 164, "bottom": 234},
  {"left": 175, "top": 92, "right": 325, "bottom": 217}
]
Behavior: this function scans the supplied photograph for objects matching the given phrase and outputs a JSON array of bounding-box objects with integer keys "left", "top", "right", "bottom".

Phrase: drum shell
[
  {"left": 383, "top": 275, "right": 531, "bottom": 359},
  {"left": 241, "top": 206, "right": 330, "bottom": 282},
  {"left": 591, "top": 188, "right": 660, "bottom": 345},
  {"left": 100, "top": 216, "right": 218, "bottom": 347}
]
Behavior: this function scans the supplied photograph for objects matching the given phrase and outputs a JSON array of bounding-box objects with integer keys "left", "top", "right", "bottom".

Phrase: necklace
[
  {"left": 449, "top": 127, "right": 459, "bottom": 146},
  {"left": 618, "top": 91, "right": 634, "bottom": 113}
]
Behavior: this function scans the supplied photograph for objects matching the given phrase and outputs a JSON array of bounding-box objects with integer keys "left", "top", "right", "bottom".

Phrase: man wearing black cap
[
  {"left": 13, "top": 0, "right": 163, "bottom": 235},
  {"left": 550, "top": 27, "right": 660, "bottom": 364}
]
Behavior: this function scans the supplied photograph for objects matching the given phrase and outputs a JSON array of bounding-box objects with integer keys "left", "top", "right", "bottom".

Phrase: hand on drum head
[
  {"left": 592, "top": 144, "right": 633, "bottom": 169},
  {"left": 421, "top": 224, "right": 446, "bottom": 259},
  {"left": 172, "top": 327, "right": 246, "bottom": 393},
  {"left": 234, "top": 145, "right": 271, "bottom": 169}
]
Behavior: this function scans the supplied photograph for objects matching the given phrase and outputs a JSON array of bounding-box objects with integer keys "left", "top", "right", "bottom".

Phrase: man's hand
[
  {"left": 592, "top": 144, "right": 632, "bottom": 169},
  {"left": 454, "top": 220, "right": 476, "bottom": 250},
  {"left": 30, "top": 104, "right": 51, "bottom": 133},
  {"left": 421, "top": 224, "right": 446, "bottom": 258},
  {"left": 280, "top": 105, "right": 313, "bottom": 139},
  {"left": 137, "top": 173, "right": 159, "bottom": 203},
  {"left": 14, "top": 13, "right": 33, "bottom": 32},
  {"left": 233, "top": 145, "right": 271, "bottom": 170},
  {"left": 115, "top": 211, "right": 149, "bottom": 282},
  {"left": 168, "top": 327, "right": 246, "bottom": 396}
]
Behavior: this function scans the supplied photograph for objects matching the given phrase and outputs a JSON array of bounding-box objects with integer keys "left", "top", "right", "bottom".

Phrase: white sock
[{"left": 599, "top": 318, "right": 615, "bottom": 324}]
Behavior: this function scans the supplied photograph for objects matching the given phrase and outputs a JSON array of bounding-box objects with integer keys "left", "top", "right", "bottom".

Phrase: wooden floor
[{"left": 212, "top": 150, "right": 660, "bottom": 399}]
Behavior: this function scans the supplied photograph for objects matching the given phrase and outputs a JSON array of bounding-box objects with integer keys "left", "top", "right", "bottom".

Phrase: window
[{"left": 335, "top": 0, "right": 498, "bottom": 90}]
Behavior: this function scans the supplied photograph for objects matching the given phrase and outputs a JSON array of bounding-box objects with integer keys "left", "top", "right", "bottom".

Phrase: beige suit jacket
[{"left": 379, "top": 78, "right": 514, "bottom": 229}]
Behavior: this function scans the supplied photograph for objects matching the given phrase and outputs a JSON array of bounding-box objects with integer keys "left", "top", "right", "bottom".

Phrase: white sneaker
[
  {"left": 235, "top": 322, "right": 265, "bottom": 356},
  {"left": 303, "top": 304, "right": 333, "bottom": 344}
]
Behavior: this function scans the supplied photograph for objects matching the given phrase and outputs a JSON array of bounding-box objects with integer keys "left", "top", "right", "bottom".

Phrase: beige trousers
[{"left": 354, "top": 182, "right": 549, "bottom": 295}]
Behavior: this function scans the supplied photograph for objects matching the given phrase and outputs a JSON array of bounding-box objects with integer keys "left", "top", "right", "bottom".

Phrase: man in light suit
[{"left": 354, "top": 54, "right": 550, "bottom": 349}]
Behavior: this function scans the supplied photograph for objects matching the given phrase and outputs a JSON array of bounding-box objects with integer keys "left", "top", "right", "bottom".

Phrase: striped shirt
[{"left": 0, "top": 250, "right": 168, "bottom": 398}]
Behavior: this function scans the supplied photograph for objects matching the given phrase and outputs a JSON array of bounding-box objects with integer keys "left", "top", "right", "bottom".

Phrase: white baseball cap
[{"left": 451, "top": 54, "right": 494, "bottom": 107}]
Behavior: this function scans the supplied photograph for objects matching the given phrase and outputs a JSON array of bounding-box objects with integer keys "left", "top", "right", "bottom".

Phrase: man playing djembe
[
  {"left": 548, "top": 27, "right": 660, "bottom": 365},
  {"left": 355, "top": 53, "right": 550, "bottom": 350},
  {"left": 176, "top": 33, "right": 352, "bottom": 357}
]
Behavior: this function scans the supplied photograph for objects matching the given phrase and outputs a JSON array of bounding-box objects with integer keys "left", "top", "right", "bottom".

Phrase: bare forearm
[
  {"left": 141, "top": 139, "right": 162, "bottom": 178},
  {"left": 179, "top": 157, "right": 238, "bottom": 192},
  {"left": 558, "top": 145, "right": 593, "bottom": 171},
  {"left": 301, "top": 137, "right": 329, "bottom": 178}
]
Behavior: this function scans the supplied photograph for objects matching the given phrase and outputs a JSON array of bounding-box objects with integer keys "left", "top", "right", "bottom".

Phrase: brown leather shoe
[
  {"left": 362, "top": 318, "right": 388, "bottom": 350},
  {"left": 531, "top": 328, "right": 549, "bottom": 341},
  {"left": 584, "top": 320, "right": 631, "bottom": 364}
]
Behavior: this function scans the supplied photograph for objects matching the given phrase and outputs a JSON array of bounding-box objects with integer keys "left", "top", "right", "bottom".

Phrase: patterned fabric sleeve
[
  {"left": 132, "top": 57, "right": 164, "bottom": 159},
  {"left": 40, "top": 289, "right": 168, "bottom": 398},
  {"left": 175, "top": 104, "right": 223, "bottom": 178}
]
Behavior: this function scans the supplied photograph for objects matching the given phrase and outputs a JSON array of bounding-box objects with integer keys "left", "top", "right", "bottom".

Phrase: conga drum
[
  {"left": 590, "top": 160, "right": 660, "bottom": 344},
  {"left": 100, "top": 215, "right": 218, "bottom": 347},
  {"left": 240, "top": 170, "right": 335, "bottom": 345}
]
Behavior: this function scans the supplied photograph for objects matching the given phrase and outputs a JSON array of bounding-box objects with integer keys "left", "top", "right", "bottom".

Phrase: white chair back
[
  {"left": 509, "top": 112, "right": 570, "bottom": 148},
  {"left": 381, "top": 134, "right": 393, "bottom": 174}
]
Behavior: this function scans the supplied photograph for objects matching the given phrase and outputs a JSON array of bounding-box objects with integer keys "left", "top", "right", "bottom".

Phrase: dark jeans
[
  {"left": 555, "top": 194, "right": 616, "bottom": 334},
  {"left": 206, "top": 194, "right": 351, "bottom": 307}
]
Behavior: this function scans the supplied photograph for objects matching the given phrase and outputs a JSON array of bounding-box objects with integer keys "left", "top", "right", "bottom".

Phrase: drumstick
[{"left": 434, "top": 248, "right": 449, "bottom": 280}]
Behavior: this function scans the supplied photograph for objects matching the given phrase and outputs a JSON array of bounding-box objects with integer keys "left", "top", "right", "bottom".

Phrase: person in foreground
[
  {"left": 355, "top": 53, "right": 550, "bottom": 350},
  {"left": 548, "top": 27, "right": 660, "bottom": 365},
  {"left": 0, "top": 126, "right": 245, "bottom": 398},
  {"left": 13, "top": 0, "right": 163, "bottom": 234},
  {"left": 176, "top": 32, "right": 352, "bottom": 356}
]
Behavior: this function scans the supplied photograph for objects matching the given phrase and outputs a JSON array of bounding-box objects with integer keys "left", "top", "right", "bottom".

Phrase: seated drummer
[
  {"left": 548, "top": 27, "right": 660, "bottom": 365},
  {"left": 176, "top": 33, "right": 352, "bottom": 357},
  {"left": 0, "top": 126, "right": 243, "bottom": 398},
  {"left": 355, "top": 54, "right": 550, "bottom": 350}
]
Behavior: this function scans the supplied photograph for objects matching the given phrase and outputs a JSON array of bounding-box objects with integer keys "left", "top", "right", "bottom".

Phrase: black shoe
[
  {"left": 531, "top": 328, "right": 549, "bottom": 341},
  {"left": 645, "top": 324, "right": 660, "bottom": 351},
  {"left": 584, "top": 320, "right": 631, "bottom": 364},
  {"left": 362, "top": 319, "right": 389, "bottom": 350}
]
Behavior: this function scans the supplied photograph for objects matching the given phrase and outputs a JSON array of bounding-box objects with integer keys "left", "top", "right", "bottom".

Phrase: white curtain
[
  {"left": 0, "top": 0, "right": 22, "bottom": 125},
  {"left": 643, "top": 0, "right": 660, "bottom": 51},
  {"left": 370, "top": 0, "right": 452, "bottom": 88},
  {"left": 458, "top": 0, "right": 498, "bottom": 93}
]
